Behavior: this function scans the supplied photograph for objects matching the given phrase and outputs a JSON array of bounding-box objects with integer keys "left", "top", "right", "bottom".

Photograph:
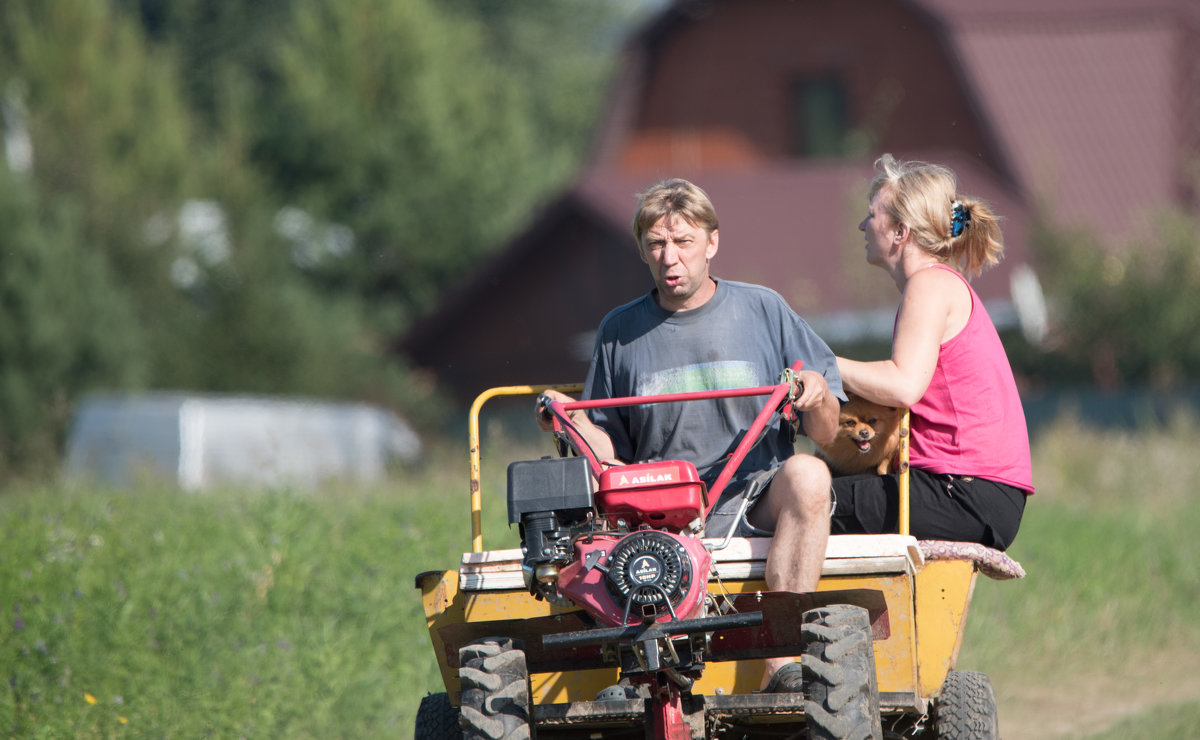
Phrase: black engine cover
[{"left": 605, "top": 530, "right": 693, "bottom": 610}]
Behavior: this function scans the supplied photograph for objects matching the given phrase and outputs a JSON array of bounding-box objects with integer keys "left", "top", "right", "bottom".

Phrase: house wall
[{"left": 616, "top": 0, "right": 1002, "bottom": 176}]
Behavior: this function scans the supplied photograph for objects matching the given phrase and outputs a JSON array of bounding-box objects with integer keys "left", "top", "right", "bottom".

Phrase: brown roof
[{"left": 922, "top": 0, "right": 1196, "bottom": 235}]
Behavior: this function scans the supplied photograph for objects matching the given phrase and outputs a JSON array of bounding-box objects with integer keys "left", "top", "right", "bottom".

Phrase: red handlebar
[{"left": 546, "top": 362, "right": 804, "bottom": 504}]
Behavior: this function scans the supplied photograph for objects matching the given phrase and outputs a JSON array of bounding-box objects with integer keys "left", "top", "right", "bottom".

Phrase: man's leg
[{"left": 747, "top": 454, "right": 832, "bottom": 689}]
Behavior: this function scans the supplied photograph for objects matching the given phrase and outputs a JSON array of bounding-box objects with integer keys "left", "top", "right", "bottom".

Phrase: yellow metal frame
[
  {"left": 467, "top": 383, "right": 581, "bottom": 553},
  {"left": 898, "top": 409, "right": 911, "bottom": 535}
]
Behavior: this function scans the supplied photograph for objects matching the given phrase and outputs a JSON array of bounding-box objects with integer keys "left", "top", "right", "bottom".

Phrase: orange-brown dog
[{"left": 816, "top": 392, "right": 903, "bottom": 477}]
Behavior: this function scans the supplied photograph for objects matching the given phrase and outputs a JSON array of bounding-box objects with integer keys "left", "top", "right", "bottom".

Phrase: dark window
[{"left": 792, "top": 77, "right": 848, "bottom": 157}]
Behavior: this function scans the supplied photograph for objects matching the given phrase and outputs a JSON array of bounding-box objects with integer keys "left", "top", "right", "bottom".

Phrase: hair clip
[{"left": 950, "top": 200, "right": 971, "bottom": 237}]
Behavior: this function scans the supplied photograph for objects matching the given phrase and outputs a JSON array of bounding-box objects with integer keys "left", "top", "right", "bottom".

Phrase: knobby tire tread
[
  {"left": 415, "top": 692, "right": 460, "bottom": 740},
  {"left": 932, "top": 670, "right": 999, "bottom": 740},
  {"left": 459, "top": 637, "right": 533, "bottom": 740},
  {"left": 801, "top": 604, "right": 883, "bottom": 740}
]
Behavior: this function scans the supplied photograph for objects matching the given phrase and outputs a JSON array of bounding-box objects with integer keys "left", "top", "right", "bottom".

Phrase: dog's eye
[{"left": 867, "top": 418, "right": 877, "bottom": 425}]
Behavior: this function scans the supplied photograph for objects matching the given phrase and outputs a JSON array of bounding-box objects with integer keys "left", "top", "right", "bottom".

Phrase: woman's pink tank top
[{"left": 907, "top": 266, "right": 1034, "bottom": 493}]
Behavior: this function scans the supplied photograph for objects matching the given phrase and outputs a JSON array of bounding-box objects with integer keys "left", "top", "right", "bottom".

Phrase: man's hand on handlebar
[
  {"left": 791, "top": 370, "right": 829, "bottom": 413},
  {"left": 535, "top": 389, "right": 619, "bottom": 463},
  {"left": 535, "top": 389, "right": 576, "bottom": 433},
  {"left": 791, "top": 370, "right": 839, "bottom": 446}
]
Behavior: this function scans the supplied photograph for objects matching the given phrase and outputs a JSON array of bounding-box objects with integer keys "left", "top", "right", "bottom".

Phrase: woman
[{"left": 833, "top": 154, "right": 1032, "bottom": 550}]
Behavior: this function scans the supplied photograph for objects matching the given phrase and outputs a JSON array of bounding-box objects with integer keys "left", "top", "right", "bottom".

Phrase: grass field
[{"left": 2, "top": 415, "right": 1199, "bottom": 738}]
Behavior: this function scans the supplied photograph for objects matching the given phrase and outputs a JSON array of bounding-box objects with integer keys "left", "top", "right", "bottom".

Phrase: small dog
[{"left": 816, "top": 393, "right": 903, "bottom": 477}]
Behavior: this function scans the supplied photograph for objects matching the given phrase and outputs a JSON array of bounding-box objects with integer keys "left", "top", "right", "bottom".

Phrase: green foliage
[
  {"left": 1029, "top": 209, "right": 1200, "bottom": 387},
  {"left": 251, "top": 0, "right": 622, "bottom": 335},
  {"left": 0, "top": 0, "right": 198, "bottom": 470},
  {"left": 111, "top": 0, "right": 295, "bottom": 131},
  {"left": 0, "top": 0, "right": 636, "bottom": 476},
  {"left": 0, "top": 168, "right": 145, "bottom": 478},
  {"left": 0, "top": 0, "right": 197, "bottom": 252},
  {"left": 445, "top": 0, "right": 643, "bottom": 170}
]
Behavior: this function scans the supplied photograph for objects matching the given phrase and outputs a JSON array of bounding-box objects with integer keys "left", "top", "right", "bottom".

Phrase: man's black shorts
[{"left": 830, "top": 469, "right": 1027, "bottom": 551}]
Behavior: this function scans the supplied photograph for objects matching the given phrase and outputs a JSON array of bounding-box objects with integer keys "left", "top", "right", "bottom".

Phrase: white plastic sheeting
[{"left": 64, "top": 393, "right": 422, "bottom": 491}]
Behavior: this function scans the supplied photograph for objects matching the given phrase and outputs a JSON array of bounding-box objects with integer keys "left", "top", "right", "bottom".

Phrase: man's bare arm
[{"left": 535, "top": 389, "right": 618, "bottom": 462}]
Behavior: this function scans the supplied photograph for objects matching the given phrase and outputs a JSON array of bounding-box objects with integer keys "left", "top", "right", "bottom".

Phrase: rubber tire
[
  {"left": 459, "top": 637, "right": 533, "bottom": 740},
  {"left": 415, "top": 692, "right": 461, "bottom": 739},
  {"left": 801, "top": 604, "right": 883, "bottom": 740},
  {"left": 930, "top": 670, "right": 999, "bottom": 739}
]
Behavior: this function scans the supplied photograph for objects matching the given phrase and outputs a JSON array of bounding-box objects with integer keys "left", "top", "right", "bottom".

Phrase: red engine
[
  {"left": 596, "top": 460, "right": 707, "bottom": 532},
  {"left": 508, "top": 457, "right": 714, "bottom": 627},
  {"left": 556, "top": 528, "right": 712, "bottom": 626},
  {"left": 560, "top": 460, "right": 712, "bottom": 626}
]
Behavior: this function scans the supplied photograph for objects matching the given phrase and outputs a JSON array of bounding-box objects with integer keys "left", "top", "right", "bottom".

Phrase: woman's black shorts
[{"left": 830, "top": 469, "right": 1027, "bottom": 550}]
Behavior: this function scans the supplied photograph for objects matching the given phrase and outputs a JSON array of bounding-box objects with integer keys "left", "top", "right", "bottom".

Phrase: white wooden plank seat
[
  {"left": 702, "top": 535, "right": 1029, "bottom": 582},
  {"left": 458, "top": 534, "right": 1022, "bottom": 591},
  {"left": 705, "top": 534, "right": 923, "bottom": 581},
  {"left": 459, "top": 534, "right": 926, "bottom": 591}
]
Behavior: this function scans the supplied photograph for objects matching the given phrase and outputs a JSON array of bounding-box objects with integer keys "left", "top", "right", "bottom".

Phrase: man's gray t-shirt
[{"left": 582, "top": 279, "right": 843, "bottom": 495}]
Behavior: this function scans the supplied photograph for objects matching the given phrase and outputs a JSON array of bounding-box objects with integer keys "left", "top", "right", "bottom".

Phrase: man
[{"left": 537, "top": 178, "right": 842, "bottom": 691}]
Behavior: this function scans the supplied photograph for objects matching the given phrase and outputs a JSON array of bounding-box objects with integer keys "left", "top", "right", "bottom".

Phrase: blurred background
[
  {"left": 4, "top": 0, "right": 1199, "bottom": 483},
  {"left": 3, "top": 0, "right": 1200, "bottom": 478},
  {"left": 2, "top": 0, "right": 1200, "bottom": 737}
]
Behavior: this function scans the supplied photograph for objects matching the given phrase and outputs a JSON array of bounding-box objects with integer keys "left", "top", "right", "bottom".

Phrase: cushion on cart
[{"left": 918, "top": 540, "right": 1026, "bottom": 580}]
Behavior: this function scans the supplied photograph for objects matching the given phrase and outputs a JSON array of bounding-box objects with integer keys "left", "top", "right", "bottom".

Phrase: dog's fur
[{"left": 816, "top": 393, "right": 903, "bottom": 477}]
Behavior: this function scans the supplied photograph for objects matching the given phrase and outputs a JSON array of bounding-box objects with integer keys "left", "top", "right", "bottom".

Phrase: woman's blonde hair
[{"left": 868, "top": 154, "right": 1004, "bottom": 277}]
